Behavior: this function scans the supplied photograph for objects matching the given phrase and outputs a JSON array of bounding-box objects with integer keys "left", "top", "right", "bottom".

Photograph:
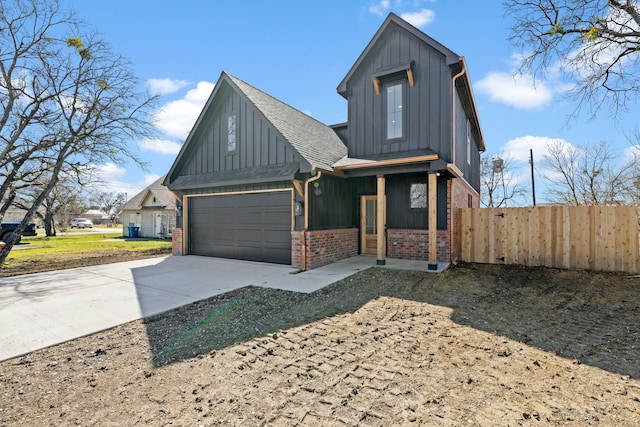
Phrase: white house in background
[
  {"left": 81, "top": 209, "right": 110, "bottom": 224},
  {"left": 120, "top": 175, "right": 176, "bottom": 238}
]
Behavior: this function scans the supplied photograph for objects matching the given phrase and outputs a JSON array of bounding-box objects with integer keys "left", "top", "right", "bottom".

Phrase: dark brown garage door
[{"left": 188, "top": 192, "right": 292, "bottom": 264}]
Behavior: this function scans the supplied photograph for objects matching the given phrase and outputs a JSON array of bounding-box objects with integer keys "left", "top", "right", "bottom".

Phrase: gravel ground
[{"left": 1, "top": 262, "right": 639, "bottom": 425}]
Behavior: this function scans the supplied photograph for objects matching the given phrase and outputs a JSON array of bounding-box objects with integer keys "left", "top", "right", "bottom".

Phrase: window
[
  {"left": 227, "top": 114, "right": 236, "bottom": 152},
  {"left": 386, "top": 82, "right": 404, "bottom": 140},
  {"left": 410, "top": 183, "right": 427, "bottom": 209},
  {"left": 466, "top": 119, "right": 471, "bottom": 164}
]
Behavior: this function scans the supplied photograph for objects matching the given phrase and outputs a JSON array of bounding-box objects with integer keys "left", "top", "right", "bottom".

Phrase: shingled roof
[
  {"left": 122, "top": 175, "right": 176, "bottom": 211},
  {"left": 225, "top": 73, "right": 347, "bottom": 171}
]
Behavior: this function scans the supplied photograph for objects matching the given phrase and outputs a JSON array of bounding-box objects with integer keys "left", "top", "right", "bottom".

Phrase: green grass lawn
[{"left": 2, "top": 232, "right": 172, "bottom": 271}]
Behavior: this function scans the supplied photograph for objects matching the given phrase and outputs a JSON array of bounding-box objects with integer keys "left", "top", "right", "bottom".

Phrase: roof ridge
[
  {"left": 224, "top": 72, "right": 347, "bottom": 171},
  {"left": 224, "top": 72, "right": 333, "bottom": 129}
]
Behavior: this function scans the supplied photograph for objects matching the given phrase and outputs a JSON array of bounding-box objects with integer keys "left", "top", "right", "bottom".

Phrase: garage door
[{"left": 188, "top": 191, "right": 292, "bottom": 264}]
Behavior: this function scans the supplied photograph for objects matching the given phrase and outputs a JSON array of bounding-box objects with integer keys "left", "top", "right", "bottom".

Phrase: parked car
[
  {"left": 0, "top": 222, "right": 38, "bottom": 243},
  {"left": 70, "top": 218, "right": 93, "bottom": 229}
]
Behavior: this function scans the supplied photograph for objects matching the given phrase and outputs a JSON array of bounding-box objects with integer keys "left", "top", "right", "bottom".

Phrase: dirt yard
[
  {"left": 1, "top": 262, "right": 639, "bottom": 426},
  {"left": 0, "top": 249, "right": 171, "bottom": 277}
]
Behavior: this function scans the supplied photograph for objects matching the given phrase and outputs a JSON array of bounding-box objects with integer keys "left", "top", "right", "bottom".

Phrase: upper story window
[
  {"left": 227, "top": 114, "right": 237, "bottom": 152},
  {"left": 386, "top": 81, "right": 405, "bottom": 140}
]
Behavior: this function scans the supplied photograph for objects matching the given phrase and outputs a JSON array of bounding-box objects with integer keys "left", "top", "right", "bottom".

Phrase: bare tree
[
  {"left": 13, "top": 176, "right": 84, "bottom": 236},
  {"left": 505, "top": 0, "right": 640, "bottom": 118},
  {"left": 0, "top": 0, "right": 158, "bottom": 264},
  {"left": 480, "top": 154, "right": 528, "bottom": 207},
  {"left": 542, "top": 139, "right": 637, "bottom": 205},
  {"left": 90, "top": 191, "right": 120, "bottom": 217}
]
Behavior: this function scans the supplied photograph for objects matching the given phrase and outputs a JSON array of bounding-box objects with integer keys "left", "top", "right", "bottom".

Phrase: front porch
[{"left": 291, "top": 227, "right": 451, "bottom": 272}]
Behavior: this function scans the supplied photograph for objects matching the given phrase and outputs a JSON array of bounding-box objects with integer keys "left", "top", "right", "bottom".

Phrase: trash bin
[{"left": 128, "top": 226, "right": 139, "bottom": 238}]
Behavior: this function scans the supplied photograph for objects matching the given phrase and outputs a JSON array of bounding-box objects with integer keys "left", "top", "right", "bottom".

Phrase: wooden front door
[{"left": 360, "top": 196, "right": 378, "bottom": 255}]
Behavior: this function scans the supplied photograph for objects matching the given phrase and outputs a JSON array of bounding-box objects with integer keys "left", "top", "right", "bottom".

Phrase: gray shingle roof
[
  {"left": 122, "top": 175, "right": 176, "bottom": 211},
  {"left": 226, "top": 73, "right": 347, "bottom": 171}
]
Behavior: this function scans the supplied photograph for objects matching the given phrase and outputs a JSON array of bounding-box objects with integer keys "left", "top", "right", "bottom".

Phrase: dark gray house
[{"left": 164, "top": 13, "right": 485, "bottom": 270}]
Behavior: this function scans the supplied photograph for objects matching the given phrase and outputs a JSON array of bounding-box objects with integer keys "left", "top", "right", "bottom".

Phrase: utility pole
[{"left": 530, "top": 149, "right": 536, "bottom": 206}]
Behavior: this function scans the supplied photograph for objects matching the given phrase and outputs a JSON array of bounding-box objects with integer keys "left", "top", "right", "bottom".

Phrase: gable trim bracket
[{"left": 372, "top": 60, "right": 415, "bottom": 95}]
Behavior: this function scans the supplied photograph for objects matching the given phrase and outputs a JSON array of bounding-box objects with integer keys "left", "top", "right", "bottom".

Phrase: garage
[{"left": 188, "top": 191, "right": 292, "bottom": 264}]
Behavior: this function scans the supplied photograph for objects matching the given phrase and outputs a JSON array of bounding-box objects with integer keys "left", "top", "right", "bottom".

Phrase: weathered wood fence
[{"left": 458, "top": 205, "right": 640, "bottom": 273}]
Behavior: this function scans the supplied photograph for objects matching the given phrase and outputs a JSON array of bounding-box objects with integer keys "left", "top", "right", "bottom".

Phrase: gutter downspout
[
  {"left": 450, "top": 58, "right": 466, "bottom": 266},
  {"left": 451, "top": 58, "right": 466, "bottom": 167},
  {"left": 301, "top": 170, "right": 322, "bottom": 271}
]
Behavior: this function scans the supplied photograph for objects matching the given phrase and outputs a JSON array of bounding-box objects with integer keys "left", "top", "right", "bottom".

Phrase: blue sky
[{"left": 62, "top": 0, "right": 639, "bottom": 204}]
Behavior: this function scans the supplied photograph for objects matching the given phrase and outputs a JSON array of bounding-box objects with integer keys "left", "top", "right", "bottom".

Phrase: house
[
  {"left": 120, "top": 175, "right": 176, "bottom": 238},
  {"left": 164, "top": 13, "right": 485, "bottom": 270},
  {"left": 81, "top": 209, "right": 109, "bottom": 225}
]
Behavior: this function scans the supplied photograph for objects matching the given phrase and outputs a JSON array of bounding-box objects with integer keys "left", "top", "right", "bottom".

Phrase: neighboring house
[
  {"left": 0, "top": 207, "right": 35, "bottom": 224},
  {"left": 121, "top": 176, "right": 176, "bottom": 238},
  {"left": 82, "top": 209, "right": 109, "bottom": 225},
  {"left": 164, "top": 13, "right": 485, "bottom": 270}
]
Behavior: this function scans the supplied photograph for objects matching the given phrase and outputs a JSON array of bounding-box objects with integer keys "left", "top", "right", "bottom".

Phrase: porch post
[
  {"left": 428, "top": 172, "right": 438, "bottom": 269},
  {"left": 376, "top": 175, "right": 386, "bottom": 265}
]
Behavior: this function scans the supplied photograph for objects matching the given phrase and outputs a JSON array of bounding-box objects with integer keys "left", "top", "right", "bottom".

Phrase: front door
[
  {"left": 155, "top": 213, "right": 164, "bottom": 238},
  {"left": 360, "top": 196, "right": 378, "bottom": 255}
]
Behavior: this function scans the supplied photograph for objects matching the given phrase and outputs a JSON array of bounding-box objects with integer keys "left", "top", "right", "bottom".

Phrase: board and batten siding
[
  {"left": 178, "top": 82, "right": 299, "bottom": 177},
  {"left": 344, "top": 23, "right": 452, "bottom": 160},
  {"left": 454, "top": 91, "right": 481, "bottom": 191}
]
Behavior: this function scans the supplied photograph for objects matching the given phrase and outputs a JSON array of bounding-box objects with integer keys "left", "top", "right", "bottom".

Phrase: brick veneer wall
[
  {"left": 386, "top": 229, "right": 450, "bottom": 262},
  {"left": 171, "top": 228, "right": 183, "bottom": 256},
  {"left": 291, "top": 228, "right": 358, "bottom": 270}
]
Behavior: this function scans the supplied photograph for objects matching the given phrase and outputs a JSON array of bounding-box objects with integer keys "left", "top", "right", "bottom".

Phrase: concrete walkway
[{"left": 0, "top": 255, "right": 442, "bottom": 362}]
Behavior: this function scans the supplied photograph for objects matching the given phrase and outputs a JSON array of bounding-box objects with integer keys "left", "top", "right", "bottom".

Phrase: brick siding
[
  {"left": 386, "top": 229, "right": 450, "bottom": 262},
  {"left": 171, "top": 228, "right": 183, "bottom": 256},
  {"left": 292, "top": 229, "right": 358, "bottom": 270}
]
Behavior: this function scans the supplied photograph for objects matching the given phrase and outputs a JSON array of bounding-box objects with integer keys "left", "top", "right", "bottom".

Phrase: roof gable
[
  {"left": 123, "top": 175, "right": 175, "bottom": 211},
  {"left": 226, "top": 74, "right": 347, "bottom": 172},
  {"left": 164, "top": 72, "right": 347, "bottom": 189},
  {"left": 336, "top": 13, "right": 485, "bottom": 153},
  {"left": 337, "top": 13, "right": 459, "bottom": 96}
]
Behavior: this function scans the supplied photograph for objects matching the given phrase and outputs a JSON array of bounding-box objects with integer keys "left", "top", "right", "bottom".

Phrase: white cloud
[
  {"left": 154, "top": 81, "right": 215, "bottom": 140},
  {"left": 120, "top": 174, "right": 162, "bottom": 198},
  {"left": 502, "top": 135, "right": 570, "bottom": 163},
  {"left": 81, "top": 163, "right": 133, "bottom": 197},
  {"left": 489, "top": 136, "right": 575, "bottom": 199},
  {"left": 148, "top": 78, "right": 190, "bottom": 96},
  {"left": 86, "top": 172, "right": 163, "bottom": 200},
  {"left": 140, "top": 138, "right": 182, "bottom": 155},
  {"left": 400, "top": 9, "right": 435, "bottom": 27},
  {"left": 137, "top": 174, "right": 161, "bottom": 188},
  {"left": 93, "top": 162, "right": 127, "bottom": 181},
  {"left": 476, "top": 72, "right": 553, "bottom": 110},
  {"left": 369, "top": 0, "right": 390, "bottom": 16},
  {"left": 624, "top": 144, "right": 640, "bottom": 163}
]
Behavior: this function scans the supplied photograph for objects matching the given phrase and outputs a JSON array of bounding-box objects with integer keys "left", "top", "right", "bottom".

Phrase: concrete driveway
[{"left": 0, "top": 255, "right": 386, "bottom": 362}]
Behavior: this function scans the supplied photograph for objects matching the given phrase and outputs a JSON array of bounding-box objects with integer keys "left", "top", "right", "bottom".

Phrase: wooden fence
[{"left": 457, "top": 205, "right": 640, "bottom": 273}]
